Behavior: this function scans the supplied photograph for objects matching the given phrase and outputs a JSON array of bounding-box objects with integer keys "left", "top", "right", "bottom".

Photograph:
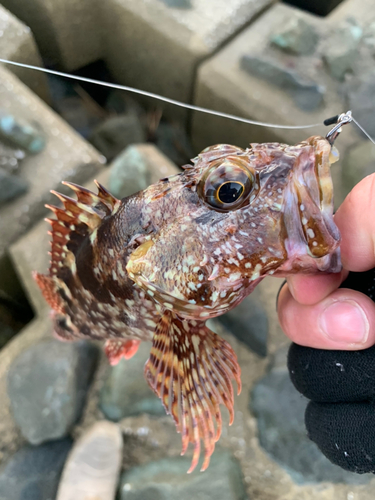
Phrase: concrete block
[
  {"left": 0, "top": 65, "right": 105, "bottom": 271},
  {"left": 0, "top": 0, "right": 104, "bottom": 70},
  {"left": 101, "top": 0, "right": 274, "bottom": 120},
  {"left": 9, "top": 143, "right": 178, "bottom": 315},
  {"left": 0, "top": 5, "right": 49, "bottom": 101},
  {"left": 192, "top": 3, "right": 333, "bottom": 151}
]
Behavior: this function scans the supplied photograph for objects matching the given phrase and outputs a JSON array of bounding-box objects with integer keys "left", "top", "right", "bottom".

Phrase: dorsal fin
[
  {"left": 144, "top": 311, "right": 241, "bottom": 473},
  {"left": 45, "top": 181, "right": 120, "bottom": 276}
]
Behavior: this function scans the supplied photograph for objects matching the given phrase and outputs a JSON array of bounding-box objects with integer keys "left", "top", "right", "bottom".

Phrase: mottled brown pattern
[{"left": 35, "top": 136, "right": 341, "bottom": 472}]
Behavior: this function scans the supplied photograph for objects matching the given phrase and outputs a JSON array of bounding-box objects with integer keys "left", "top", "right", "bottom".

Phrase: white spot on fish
[
  {"left": 228, "top": 272, "right": 241, "bottom": 282},
  {"left": 307, "top": 228, "right": 315, "bottom": 238}
]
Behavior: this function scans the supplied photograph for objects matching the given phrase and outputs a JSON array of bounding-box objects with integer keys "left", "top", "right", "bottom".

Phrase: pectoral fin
[
  {"left": 144, "top": 311, "right": 241, "bottom": 473},
  {"left": 104, "top": 339, "right": 141, "bottom": 365}
]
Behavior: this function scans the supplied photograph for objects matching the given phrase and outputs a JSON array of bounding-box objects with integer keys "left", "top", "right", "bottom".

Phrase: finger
[
  {"left": 286, "top": 270, "right": 347, "bottom": 305},
  {"left": 334, "top": 173, "right": 375, "bottom": 272},
  {"left": 278, "top": 284, "right": 375, "bottom": 349}
]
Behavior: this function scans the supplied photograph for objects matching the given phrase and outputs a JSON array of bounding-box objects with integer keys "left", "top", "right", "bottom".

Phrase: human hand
[{"left": 278, "top": 173, "right": 375, "bottom": 474}]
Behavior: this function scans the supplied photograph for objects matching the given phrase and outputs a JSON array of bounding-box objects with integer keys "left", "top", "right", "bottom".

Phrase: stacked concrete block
[
  {"left": 0, "top": 4, "right": 49, "bottom": 101},
  {"left": 101, "top": 0, "right": 274, "bottom": 120},
  {"left": 191, "top": 0, "right": 375, "bottom": 162},
  {"left": 0, "top": 0, "right": 104, "bottom": 70},
  {"left": 0, "top": 65, "right": 105, "bottom": 301}
]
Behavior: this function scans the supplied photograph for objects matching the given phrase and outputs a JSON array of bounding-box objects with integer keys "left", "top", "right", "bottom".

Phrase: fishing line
[
  {"left": 0, "top": 58, "right": 374, "bottom": 144},
  {"left": 351, "top": 117, "right": 375, "bottom": 145},
  {"left": 0, "top": 58, "right": 320, "bottom": 130}
]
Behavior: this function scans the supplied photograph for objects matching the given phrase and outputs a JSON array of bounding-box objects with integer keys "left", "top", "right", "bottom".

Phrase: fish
[{"left": 34, "top": 134, "right": 341, "bottom": 472}]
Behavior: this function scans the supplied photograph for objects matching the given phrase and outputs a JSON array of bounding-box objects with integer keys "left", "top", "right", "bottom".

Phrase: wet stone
[
  {"left": 0, "top": 143, "right": 25, "bottom": 173},
  {"left": 119, "top": 450, "right": 248, "bottom": 500},
  {"left": 0, "top": 168, "right": 28, "bottom": 205},
  {"left": 0, "top": 438, "right": 72, "bottom": 500},
  {"left": 158, "top": 0, "right": 192, "bottom": 8},
  {"left": 108, "top": 145, "right": 152, "bottom": 199},
  {"left": 250, "top": 359, "right": 372, "bottom": 484},
  {"left": 90, "top": 113, "right": 146, "bottom": 161},
  {"left": 241, "top": 55, "right": 324, "bottom": 111},
  {"left": 323, "top": 20, "right": 363, "bottom": 81},
  {"left": 56, "top": 421, "right": 123, "bottom": 500},
  {"left": 100, "top": 341, "right": 165, "bottom": 421},
  {"left": 0, "top": 113, "right": 46, "bottom": 154},
  {"left": 218, "top": 290, "right": 268, "bottom": 357},
  {"left": 7, "top": 339, "right": 99, "bottom": 445},
  {"left": 271, "top": 17, "right": 318, "bottom": 55}
]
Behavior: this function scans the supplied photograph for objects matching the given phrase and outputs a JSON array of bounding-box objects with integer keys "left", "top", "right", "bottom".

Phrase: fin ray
[
  {"left": 45, "top": 182, "right": 119, "bottom": 276},
  {"left": 144, "top": 311, "right": 241, "bottom": 473}
]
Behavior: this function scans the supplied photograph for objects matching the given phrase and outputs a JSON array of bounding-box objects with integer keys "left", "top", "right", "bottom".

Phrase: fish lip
[{"left": 282, "top": 136, "right": 341, "bottom": 273}]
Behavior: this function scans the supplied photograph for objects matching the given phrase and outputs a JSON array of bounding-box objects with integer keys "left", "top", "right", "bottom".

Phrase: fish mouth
[{"left": 282, "top": 136, "right": 341, "bottom": 273}]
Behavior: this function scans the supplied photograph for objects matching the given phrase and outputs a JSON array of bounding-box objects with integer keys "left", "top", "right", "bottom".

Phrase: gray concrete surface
[
  {"left": 0, "top": 0, "right": 104, "bottom": 70},
  {"left": 0, "top": 4, "right": 49, "bottom": 101},
  {"left": 0, "top": 65, "right": 105, "bottom": 269}
]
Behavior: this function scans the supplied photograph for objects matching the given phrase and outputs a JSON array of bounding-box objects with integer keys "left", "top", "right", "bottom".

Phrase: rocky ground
[{"left": 0, "top": 0, "right": 375, "bottom": 499}]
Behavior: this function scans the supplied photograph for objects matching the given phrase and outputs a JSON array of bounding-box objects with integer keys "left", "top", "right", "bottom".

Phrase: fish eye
[
  {"left": 198, "top": 157, "right": 257, "bottom": 211},
  {"left": 217, "top": 181, "right": 244, "bottom": 203}
]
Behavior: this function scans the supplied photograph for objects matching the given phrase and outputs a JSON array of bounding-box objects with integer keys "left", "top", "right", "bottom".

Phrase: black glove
[{"left": 287, "top": 268, "right": 375, "bottom": 474}]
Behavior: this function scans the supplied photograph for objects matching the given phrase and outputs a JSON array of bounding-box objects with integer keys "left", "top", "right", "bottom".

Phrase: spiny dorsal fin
[
  {"left": 45, "top": 182, "right": 119, "bottom": 276},
  {"left": 62, "top": 181, "right": 119, "bottom": 214},
  {"left": 144, "top": 311, "right": 241, "bottom": 473}
]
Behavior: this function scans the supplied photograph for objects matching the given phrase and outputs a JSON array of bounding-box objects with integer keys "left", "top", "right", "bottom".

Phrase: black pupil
[{"left": 218, "top": 182, "right": 244, "bottom": 204}]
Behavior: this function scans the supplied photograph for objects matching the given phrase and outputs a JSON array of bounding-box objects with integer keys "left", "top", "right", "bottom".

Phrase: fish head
[{"left": 127, "top": 136, "right": 341, "bottom": 318}]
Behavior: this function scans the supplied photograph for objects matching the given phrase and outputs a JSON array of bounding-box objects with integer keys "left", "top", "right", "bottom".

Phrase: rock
[
  {"left": 119, "top": 450, "right": 247, "bottom": 500},
  {"left": 218, "top": 290, "right": 268, "bottom": 357},
  {"left": 323, "top": 20, "right": 362, "bottom": 81},
  {"left": 0, "top": 168, "right": 28, "bottom": 205},
  {"left": 108, "top": 145, "right": 152, "bottom": 199},
  {"left": 7, "top": 339, "right": 99, "bottom": 445},
  {"left": 100, "top": 341, "right": 165, "bottom": 421},
  {"left": 56, "top": 421, "right": 123, "bottom": 500},
  {"left": 271, "top": 17, "right": 318, "bottom": 55},
  {"left": 0, "top": 143, "right": 25, "bottom": 173},
  {"left": 346, "top": 70, "right": 375, "bottom": 140},
  {"left": 0, "top": 113, "right": 46, "bottom": 153},
  {"left": 54, "top": 95, "right": 103, "bottom": 140},
  {"left": 154, "top": 122, "right": 194, "bottom": 166},
  {"left": 250, "top": 359, "right": 372, "bottom": 484},
  {"left": 241, "top": 55, "right": 324, "bottom": 111},
  {"left": 105, "top": 91, "right": 145, "bottom": 118},
  {"left": 342, "top": 140, "right": 375, "bottom": 194},
  {"left": 158, "top": 0, "right": 192, "bottom": 8},
  {"left": 0, "top": 438, "right": 72, "bottom": 500},
  {"left": 90, "top": 113, "right": 146, "bottom": 161},
  {"left": 363, "top": 21, "right": 375, "bottom": 52}
]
